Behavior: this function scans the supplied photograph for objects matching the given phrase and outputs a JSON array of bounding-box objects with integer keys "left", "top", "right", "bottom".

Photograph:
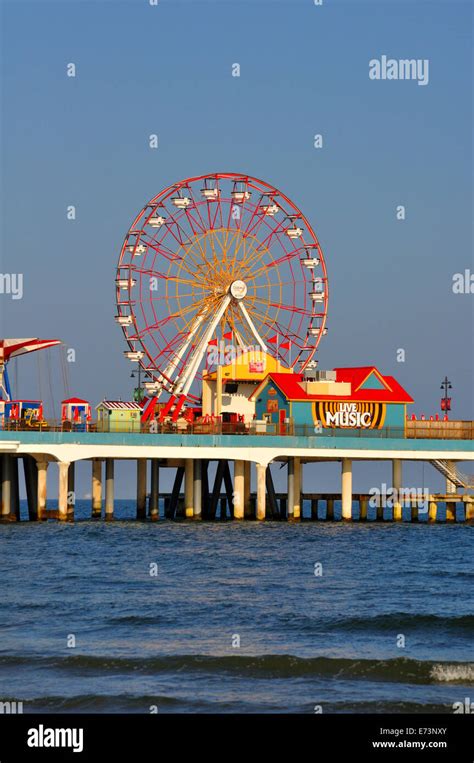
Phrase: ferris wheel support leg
[
  {"left": 171, "top": 394, "right": 187, "bottom": 422},
  {"left": 158, "top": 395, "right": 176, "bottom": 422},
  {"left": 160, "top": 307, "right": 209, "bottom": 391},
  {"left": 176, "top": 295, "right": 231, "bottom": 398},
  {"left": 237, "top": 301, "right": 268, "bottom": 354}
]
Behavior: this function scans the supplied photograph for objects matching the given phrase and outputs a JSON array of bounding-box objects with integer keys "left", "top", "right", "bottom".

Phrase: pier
[{"left": 1, "top": 429, "right": 472, "bottom": 523}]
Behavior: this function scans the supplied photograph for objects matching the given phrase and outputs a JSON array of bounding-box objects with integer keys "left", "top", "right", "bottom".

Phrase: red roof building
[{"left": 250, "top": 367, "right": 413, "bottom": 432}]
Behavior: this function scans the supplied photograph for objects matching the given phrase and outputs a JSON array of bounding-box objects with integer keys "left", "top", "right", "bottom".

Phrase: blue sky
[{"left": 0, "top": 0, "right": 472, "bottom": 494}]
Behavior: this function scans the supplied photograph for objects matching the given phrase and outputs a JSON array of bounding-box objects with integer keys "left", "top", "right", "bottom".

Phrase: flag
[
  {"left": 223, "top": 331, "right": 233, "bottom": 340},
  {"left": 207, "top": 338, "right": 218, "bottom": 346},
  {"left": 268, "top": 335, "right": 278, "bottom": 344},
  {"left": 280, "top": 341, "right": 291, "bottom": 350}
]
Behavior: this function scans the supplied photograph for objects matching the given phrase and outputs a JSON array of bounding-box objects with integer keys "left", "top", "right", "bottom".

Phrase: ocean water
[{"left": 0, "top": 500, "right": 473, "bottom": 714}]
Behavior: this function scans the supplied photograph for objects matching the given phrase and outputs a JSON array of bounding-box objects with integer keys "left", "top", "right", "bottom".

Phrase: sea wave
[
  {"left": 1, "top": 653, "right": 472, "bottom": 684},
  {"left": 276, "top": 611, "right": 474, "bottom": 634}
]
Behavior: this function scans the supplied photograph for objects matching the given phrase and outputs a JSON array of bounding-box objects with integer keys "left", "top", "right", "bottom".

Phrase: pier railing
[{"left": 1, "top": 420, "right": 473, "bottom": 439}]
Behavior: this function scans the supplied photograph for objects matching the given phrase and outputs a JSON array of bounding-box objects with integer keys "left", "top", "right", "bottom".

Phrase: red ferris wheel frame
[{"left": 115, "top": 172, "right": 329, "bottom": 408}]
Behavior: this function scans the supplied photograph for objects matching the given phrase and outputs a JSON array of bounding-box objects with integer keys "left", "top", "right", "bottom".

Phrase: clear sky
[{"left": 0, "top": 0, "right": 472, "bottom": 495}]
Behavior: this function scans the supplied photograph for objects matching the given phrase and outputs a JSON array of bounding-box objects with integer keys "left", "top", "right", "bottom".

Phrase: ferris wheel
[{"left": 115, "top": 172, "right": 328, "bottom": 418}]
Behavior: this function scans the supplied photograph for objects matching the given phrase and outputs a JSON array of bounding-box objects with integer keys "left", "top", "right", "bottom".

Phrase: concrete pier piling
[
  {"left": 192, "top": 460, "right": 202, "bottom": 519},
  {"left": 105, "top": 458, "right": 114, "bottom": 520},
  {"left": 185, "top": 459, "right": 194, "bottom": 518},
  {"left": 392, "top": 459, "right": 403, "bottom": 521},
  {"left": 149, "top": 459, "right": 159, "bottom": 520},
  {"left": 256, "top": 463, "right": 266, "bottom": 520},
  {"left": 234, "top": 460, "right": 244, "bottom": 520},
  {"left": 23, "top": 456, "right": 38, "bottom": 521},
  {"left": 244, "top": 461, "right": 252, "bottom": 518},
  {"left": 11, "top": 458, "right": 20, "bottom": 521},
  {"left": 1, "top": 454, "right": 12, "bottom": 521},
  {"left": 36, "top": 460, "right": 48, "bottom": 521},
  {"left": 67, "top": 461, "right": 75, "bottom": 520},
  {"left": 341, "top": 458, "right": 352, "bottom": 520},
  {"left": 58, "top": 461, "right": 69, "bottom": 521},
  {"left": 92, "top": 459, "right": 103, "bottom": 518},
  {"left": 288, "top": 457, "right": 301, "bottom": 520},
  {"left": 136, "top": 459, "right": 147, "bottom": 519}
]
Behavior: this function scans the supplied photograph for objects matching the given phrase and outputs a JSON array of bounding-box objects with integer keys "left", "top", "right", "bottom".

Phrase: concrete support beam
[
  {"left": 67, "top": 461, "right": 75, "bottom": 520},
  {"left": 36, "top": 460, "right": 48, "bottom": 521},
  {"left": 105, "top": 459, "right": 114, "bottom": 520},
  {"left": 184, "top": 459, "right": 194, "bottom": 518},
  {"left": 466, "top": 501, "right": 474, "bottom": 522},
  {"left": 234, "top": 460, "right": 245, "bottom": 520},
  {"left": 1, "top": 454, "right": 12, "bottom": 519},
  {"left": 293, "top": 457, "right": 301, "bottom": 519},
  {"left": 446, "top": 501, "right": 456, "bottom": 522},
  {"left": 311, "top": 498, "right": 318, "bottom": 520},
  {"left": 360, "top": 496, "right": 368, "bottom": 521},
  {"left": 58, "top": 461, "right": 69, "bottom": 521},
  {"left": 149, "top": 460, "right": 159, "bottom": 521},
  {"left": 288, "top": 457, "right": 301, "bottom": 519},
  {"left": 326, "top": 498, "right": 334, "bottom": 521},
  {"left": 92, "top": 459, "right": 103, "bottom": 518},
  {"left": 428, "top": 500, "right": 437, "bottom": 523},
  {"left": 244, "top": 461, "right": 251, "bottom": 518},
  {"left": 193, "top": 460, "right": 202, "bottom": 518},
  {"left": 392, "top": 459, "right": 402, "bottom": 521},
  {"left": 341, "top": 458, "right": 352, "bottom": 520},
  {"left": 137, "top": 459, "right": 147, "bottom": 519},
  {"left": 256, "top": 463, "right": 266, "bottom": 521}
]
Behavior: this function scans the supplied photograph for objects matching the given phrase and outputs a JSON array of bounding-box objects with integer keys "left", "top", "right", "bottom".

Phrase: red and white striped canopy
[{"left": 0, "top": 338, "right": 61, "bottom": 363}]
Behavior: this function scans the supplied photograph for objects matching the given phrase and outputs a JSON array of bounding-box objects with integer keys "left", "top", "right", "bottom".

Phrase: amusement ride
[{"left": 115, "top": 172, "right": 329, "bottom": 421}]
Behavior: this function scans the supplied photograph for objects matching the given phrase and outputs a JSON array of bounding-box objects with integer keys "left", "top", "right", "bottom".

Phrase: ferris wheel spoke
[
  {"left": 245, "top": 248, "right": 306, "bottom": 283},
  {"left": 236, "top": 301, "right": 268, "bottom": 353},
  {"left": 239, "top": 219, "right": 294, "bottom": 273},
  {"left": 250, "top": 294, "right": 314, "bottom": 318},
  {"left": 239, "top": 301, "right": 282, "bottom": 337}
]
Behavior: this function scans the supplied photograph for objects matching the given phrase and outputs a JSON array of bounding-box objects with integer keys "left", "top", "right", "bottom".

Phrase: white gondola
[
  {"left": 201, "top": 187, "right": 220, "bottom": 200},
  {"left": 127, "top": 244, "right": 146, "bottom": 255},
  {"left": 124, "top": 350, "right": 144, "bottom": 361},
  {"left": 114, "top": 315, "right": 133, "bottom": 326},
  {"left": 301, "top": 257, "right": 320, "bottom": 268},
  {"left": 171, "top": 196, "right": 191, "bottom": 208},
  {"left": 116, "top": 278, "right": 136, "bottom": 289},
  {"left": 231, "top": 190, "right": 251, "bottom": 203},
  {"left": 286, "top": 226, "right": 303, "bottom": 239},
  {"left": 144, "top": 381, "right": 160, "bottom": 392},
  {"left": 148, "top": 215, "right": 166, "bottom": 228},
  {"left": 308, "top": 326, "right": 327, "bottom": 336},
  {"left": 309, "top": 292, "right": 325, "bottom": 302},
  {"left": 261, "top": 203, "right": 279, "bottom": 216}
]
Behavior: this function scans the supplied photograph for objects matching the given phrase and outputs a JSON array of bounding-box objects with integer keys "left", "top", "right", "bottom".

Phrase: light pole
[
  {"left": 131, "top": 363, "right": 151, "bottom": 403},
  {"left": 440, "top": 376, "right": 452, "bottom": 413}
]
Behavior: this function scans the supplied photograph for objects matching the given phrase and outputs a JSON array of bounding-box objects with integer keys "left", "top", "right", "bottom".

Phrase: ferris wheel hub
[{"left": 229, "top": 280, "right": 247, "bottom": 301}]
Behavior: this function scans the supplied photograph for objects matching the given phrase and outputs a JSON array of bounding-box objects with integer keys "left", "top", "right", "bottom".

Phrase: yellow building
[{"left": 202, "top": 350, "right": 291, "bottom": 422}]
